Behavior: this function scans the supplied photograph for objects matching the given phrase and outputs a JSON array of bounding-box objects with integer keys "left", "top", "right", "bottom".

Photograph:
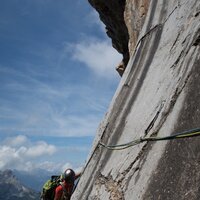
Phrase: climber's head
[{"left": 63, "top": 169, "right": 75, "bottom": 183}]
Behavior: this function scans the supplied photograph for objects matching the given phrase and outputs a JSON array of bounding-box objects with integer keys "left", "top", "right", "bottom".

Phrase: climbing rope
[{"left": 99, "top": 128, "right": 200, "bottom": 150}]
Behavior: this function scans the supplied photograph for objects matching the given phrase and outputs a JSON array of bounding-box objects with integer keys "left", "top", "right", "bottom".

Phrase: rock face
[
  {"left": 88, "top": 0, "right": 130, "bottom": 76},
  {"left": 124, "top": 0, "right": 150, "bottom": 53},
  {"left": 88, "top": 0, "right": 150, "bottom": 76},
  {"left": 72, "top": 0, "right": 200, "bottom": 199}
]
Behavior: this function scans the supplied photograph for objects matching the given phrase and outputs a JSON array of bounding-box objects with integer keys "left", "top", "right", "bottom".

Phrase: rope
[{"left": 99, "top": 128, "right": 200, "bottom": 150}]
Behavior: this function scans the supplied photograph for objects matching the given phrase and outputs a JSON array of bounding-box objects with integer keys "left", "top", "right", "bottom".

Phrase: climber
[{"left": 54, "top": 168, "right": 81, "bottom": 200}]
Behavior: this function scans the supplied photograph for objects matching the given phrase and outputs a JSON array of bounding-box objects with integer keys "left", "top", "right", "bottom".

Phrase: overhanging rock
[{"left": 72, "top": 0, "right": 200, "bottom": 199}]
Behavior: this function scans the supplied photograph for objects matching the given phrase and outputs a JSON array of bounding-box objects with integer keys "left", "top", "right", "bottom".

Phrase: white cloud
[
  {"left": 68, "top": 38, "right": 122, "bottom": 78},
  {"left": 26, "top": 141, "right": 56, "bottom": 157},
  {"left": 3, "top": 135, "right": 28, "bottom": 147},
  {"left": 0, "top": 135, "right": 57, "bottom": 171},
  {"left": 0, "top": 146, "right": 20, "bottom": 169},
  {"left": 0, "top": 135, "right": 88, "bottom": 173}
]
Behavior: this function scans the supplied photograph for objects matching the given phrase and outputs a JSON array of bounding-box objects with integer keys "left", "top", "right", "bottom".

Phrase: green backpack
[{"left": 41, "top": 175, "right": 61, "bottom": 200}]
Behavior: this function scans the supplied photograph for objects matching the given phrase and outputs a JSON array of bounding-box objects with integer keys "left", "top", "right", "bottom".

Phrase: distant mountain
[
  {"left": 13, "top": 169, "right": 54, "bottom": 192},
  {"left": 0, "top": 169, "right": 40, "bottom": 200}
]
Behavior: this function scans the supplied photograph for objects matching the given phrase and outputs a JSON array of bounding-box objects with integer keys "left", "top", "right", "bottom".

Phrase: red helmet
[{"left": 63, "top": 169, "right": 75, "bottom": 183}]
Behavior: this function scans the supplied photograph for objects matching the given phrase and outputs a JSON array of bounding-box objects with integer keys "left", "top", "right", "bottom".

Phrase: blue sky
[{"left": 0, "top": 0, "right": 121, "bottom": 173}]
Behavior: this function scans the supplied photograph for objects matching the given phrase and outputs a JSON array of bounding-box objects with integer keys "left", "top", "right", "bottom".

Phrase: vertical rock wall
[
  {"left": 72, "top": 0, "right": 200, "bottom": 199},
  {"left": 88, "top": 0, "right": 130, "bottom": 75},
  {"left": 124, "top": 0, "right": 150, "bottom": 53}
]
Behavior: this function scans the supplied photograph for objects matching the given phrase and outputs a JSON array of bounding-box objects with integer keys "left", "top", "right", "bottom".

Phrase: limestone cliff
[
  {"left": 88, "top": 0, "right": 150, "bottom": 76},
  {"left": 72, "top": 0, "right": 200, "bottom": 199}
]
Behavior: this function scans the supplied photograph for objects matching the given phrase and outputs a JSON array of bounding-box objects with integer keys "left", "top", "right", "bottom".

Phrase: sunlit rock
[{"left": 72, "top": 0, "right": 200, "bottom": 199}]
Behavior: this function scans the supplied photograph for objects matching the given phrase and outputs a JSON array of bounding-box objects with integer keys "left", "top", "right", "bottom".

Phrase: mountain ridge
[
  {"left": 0, "top": 169, "right": 40, "bottom": 200},
  {"left": 13, "top": 168, "right": 53, "bottom": 192}
]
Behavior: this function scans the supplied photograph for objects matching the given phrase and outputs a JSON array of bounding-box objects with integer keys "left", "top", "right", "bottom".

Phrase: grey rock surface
[{"left": 72, "top": 0, "right": 200, "bottom": 199}]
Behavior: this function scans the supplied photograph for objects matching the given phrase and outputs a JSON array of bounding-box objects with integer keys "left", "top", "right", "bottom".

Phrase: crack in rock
[
  {"left": 95, "top": 173, "right": 125, "bottom": 200},
  {"left": 193, "top": 28, "right": 200, "bottom": 46},
  {"left": 145, "top": 102, "right": 165, "bottom": 136}
]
